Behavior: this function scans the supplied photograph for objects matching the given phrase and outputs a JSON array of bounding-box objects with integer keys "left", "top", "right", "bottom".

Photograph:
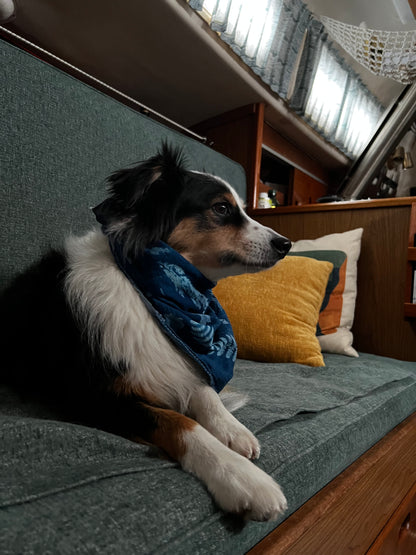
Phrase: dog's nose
[{"left": 271, "top": 235, "right": 291, "bottom": 256}]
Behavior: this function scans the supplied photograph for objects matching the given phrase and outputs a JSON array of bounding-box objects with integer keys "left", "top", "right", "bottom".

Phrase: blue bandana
[{"left": 108, "top": 239, "right": 237, "bottom": 392}]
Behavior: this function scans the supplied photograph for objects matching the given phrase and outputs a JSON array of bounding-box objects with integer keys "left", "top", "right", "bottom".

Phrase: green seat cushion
[
  {"left": 0, "top": 38, "right": 246, "bottom": 289},
  {"left": 1, "top": 353, "right": 415, "bottom": 553}
]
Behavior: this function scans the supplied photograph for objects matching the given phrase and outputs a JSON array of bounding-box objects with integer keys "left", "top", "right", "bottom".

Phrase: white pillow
[{"left": 290, "top": 228, "right": 363, "bottom": 357}]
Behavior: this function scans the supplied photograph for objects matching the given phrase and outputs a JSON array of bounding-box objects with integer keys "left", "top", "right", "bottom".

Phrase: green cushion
[
  {"left": 1, "top": 353, "right": 415, "bottom": 553},
  {"left": 0, "top": 38, "right": 246, "bottom": 289}
]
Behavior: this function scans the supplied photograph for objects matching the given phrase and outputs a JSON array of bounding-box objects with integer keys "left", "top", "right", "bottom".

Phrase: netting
[{"left": 321, "top": 16, "right": 416, "bottom": 84}]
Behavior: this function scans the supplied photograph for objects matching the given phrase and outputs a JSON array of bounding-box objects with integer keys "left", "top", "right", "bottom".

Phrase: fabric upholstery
[
  {"left": 1, "top": 353, "right": 415, "bottom": 553},
  {"left": 288, "top": 249, "right": 347, "bottom": 336},
  {"left": 214, "top": 256, "right": 333, "bottom": 366},
  {"left": 0, "top": 38, "right": 246, "bottom": 290},
  {"left": 290, "top": 228, "right": 363, "bottom": 357}
]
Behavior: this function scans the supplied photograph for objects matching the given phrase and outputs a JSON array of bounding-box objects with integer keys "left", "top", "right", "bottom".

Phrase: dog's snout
[{"left": 271, "top": 235, "right": 291, "bottom": 256}]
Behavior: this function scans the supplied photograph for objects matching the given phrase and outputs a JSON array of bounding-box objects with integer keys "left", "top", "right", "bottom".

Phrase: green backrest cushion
[{"left": 0, "top": 38, "right": 246, "bottom": 289}]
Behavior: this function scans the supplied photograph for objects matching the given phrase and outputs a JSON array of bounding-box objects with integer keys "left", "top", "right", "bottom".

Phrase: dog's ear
[{"left": 93, "top": 143, "right": 188, "bottom": 255}]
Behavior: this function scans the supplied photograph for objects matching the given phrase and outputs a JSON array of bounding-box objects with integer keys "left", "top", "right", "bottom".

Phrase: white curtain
[
  {"left": 303, "top": 41, "right": 384, "bottom": 157},
  {"left": 189, "top": 0, "right": 385, "bottom": 159}
]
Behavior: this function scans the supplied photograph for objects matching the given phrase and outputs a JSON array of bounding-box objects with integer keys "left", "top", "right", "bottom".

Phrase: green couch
[{"left": 1, "top": 38, "right": 416, "bottom": 554}]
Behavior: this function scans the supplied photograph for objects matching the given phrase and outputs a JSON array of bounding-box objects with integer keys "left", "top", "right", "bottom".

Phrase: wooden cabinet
[
  {"left": 367, "top": 483, "right": 416, "bottom": 555},
  {"left": 248, "top": 414, "right": 416, "bottom": 555},
  {"left": 193, "top": 103, "right": 332, "bottom": 210},
  {"left": 405, "top": 202, "right": 416, "bottom": 318},
  {"left": 292, "top": 168, "right": 327, "bottom": 206}
]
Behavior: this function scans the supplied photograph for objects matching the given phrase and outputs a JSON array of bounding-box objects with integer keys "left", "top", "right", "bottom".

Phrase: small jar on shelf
[{"left": 258, "top": 192, "right": 270, "bottom": 208}]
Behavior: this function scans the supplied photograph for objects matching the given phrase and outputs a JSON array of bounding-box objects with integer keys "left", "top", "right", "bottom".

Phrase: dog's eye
[{"left": 212, "top": 202, "right": 231, "bottom": 216}]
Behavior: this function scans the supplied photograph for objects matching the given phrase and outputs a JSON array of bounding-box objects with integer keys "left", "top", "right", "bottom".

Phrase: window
[{"left": 189, "top": 0, "right": 385, "bottom": 159}]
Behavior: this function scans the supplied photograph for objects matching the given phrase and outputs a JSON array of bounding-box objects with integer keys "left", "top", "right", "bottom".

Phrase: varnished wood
[
  {"left": 194, "top": 103, "right": 343, "bottom": 208},
  {"left": 405, "top": 204, "right": 416, "bottom": 313},
  {"left": 253, "top": 103, "right": 265, "bottom": 210},
  {"left": 248, "top": 414, "right": 416, "bottom": 555},
  {"left": 405, "top": 303, "right": 416, "bottom": 317},
  {"left": 367, "top": 482, "right": 416, "bottom": 555},
  {"left": 409, "top": 0, "right": 416, "bottom": 19},
  {"left": 192, "top": 103, "right": 264, "bottom": 209},
  {"left": 291, "top": 168, "right": 327, "bottom": 205},
  {"left": 262, "top": 123, "right": 331, "bottom": 185},
  {"left": 408, "top": 203, "right": 416, "bottom": 246},
  {"left": 249, "top": 196, "right": 416, "bottom": 217},
  {"left": 255, "top": 203, "right": 416, "bottom": 361}
]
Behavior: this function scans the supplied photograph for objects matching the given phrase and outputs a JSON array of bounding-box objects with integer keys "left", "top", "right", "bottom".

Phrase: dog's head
[{"left": 94, "top": 143, "right": 291, "bottom": 281}]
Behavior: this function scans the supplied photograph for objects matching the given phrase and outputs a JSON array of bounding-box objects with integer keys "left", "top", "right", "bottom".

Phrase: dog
[{"left": 0, "top": 144, "right": 291, "bottom": 521}]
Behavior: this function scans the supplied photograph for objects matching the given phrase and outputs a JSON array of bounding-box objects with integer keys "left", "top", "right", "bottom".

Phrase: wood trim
[
  {"left": 0, "top": 27, "right": 202, "bottom": 140},
  {"left": 252, "top": 103, "right": 265, "bottom": 210},
  {"left": 405, "top": 303, "right": 416, "bottom": 317},
  {"left": 248, "top": 414, "right": 416, "bottom": 555},
  {"left": 408, "top": 202, "right": 416, "bottom": 246},
  {"left": 192, "top": 103, "right": 259, "bottom": 133},
  {"left": 263, "top": 123, "right": 331, "bottom": 184},
  {"left": 193, "top": 103, "right": 265, "bottom": 209},
  {"left": 409, "top": 0, "right": 416, "bottom": 19},
  {"left": 367, "top": 481, "right": 416, "bottom": 555},
  {"left": 248, "top": 196, "right": 416, "bottom": 217},
  {"left": 405, "top": 203, "right": 416, "bottom": 314}
]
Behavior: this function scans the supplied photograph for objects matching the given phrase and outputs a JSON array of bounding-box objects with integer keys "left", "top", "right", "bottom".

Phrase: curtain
[
  {"left": 189, "top": 0, "right": 385, "bottom": 159},
  {"left": 300, "top": 39, "right": 385, "bottom": 157}
]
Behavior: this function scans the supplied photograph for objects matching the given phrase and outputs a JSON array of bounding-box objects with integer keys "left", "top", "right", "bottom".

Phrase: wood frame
[
  {"left": 405, "top": 202, "right": 416, "bottom": 317},
  {"left": 248, "top": 414, "right": 416, "bottom": 555},
  {"left": 193, "top": 103, "right": 344, "bottom": 209},
  {"left": 193, "top": 103, "right": 265, "bottom": 209}
]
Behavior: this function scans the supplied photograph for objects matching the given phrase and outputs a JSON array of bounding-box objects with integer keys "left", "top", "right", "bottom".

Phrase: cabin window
[{"left": 189, "top": 0, "right": 385, "bottom": 159}]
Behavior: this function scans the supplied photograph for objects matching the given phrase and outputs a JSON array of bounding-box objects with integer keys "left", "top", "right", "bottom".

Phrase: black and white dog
[{"left": 0, "top": 144, "right": 291, "bottom": 521}]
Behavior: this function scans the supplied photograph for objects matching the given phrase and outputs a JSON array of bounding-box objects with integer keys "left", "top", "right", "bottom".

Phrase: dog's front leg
[
  {"left": 188, "top": 385, "right": 260, "bottom": 460},
  {"left": 139, "top": 401, "right": 287, "bottom": 521}
]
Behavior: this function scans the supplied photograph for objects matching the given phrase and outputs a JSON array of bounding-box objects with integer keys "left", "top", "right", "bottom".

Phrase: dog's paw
[
  {"left": 189, "top": 386, "right": 259, "bottom": 459},
  {"left": 210, "top": 453, "right": 287, "bottom": 521},
  {"left": 212, "top": 417, "right": 260, "bottom": 460},
  {"left": 182, "top": 424, "right": 287, "bottom": 521}
]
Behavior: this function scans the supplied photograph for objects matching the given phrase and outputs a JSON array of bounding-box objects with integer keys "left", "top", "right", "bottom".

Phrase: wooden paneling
[
  {"left": 248, "top": 414, "right": 416, "bottom": 555},
  {"left": 263, "top": 123, "right": 331, "bottom": 185},
  {"left": 193, "top": 103, "right": 264, "bottom": 209},
  {"left": 405, "top": 203, "right": 416, "bottom": 316},
  {"left": 255, "top": 202, "right": 416, "bottom": 361},
  {"left": 194, "top": 103, "right": 336, "bottom": 209},
  {"left": 292, "top": 168, "right": 327, "bottom": 205},
  {"left": 367, "top": 482, "right": 416, "bottom": 555},
  {"left": 249, "top": 196, "right": 416, "bottom": 216}
]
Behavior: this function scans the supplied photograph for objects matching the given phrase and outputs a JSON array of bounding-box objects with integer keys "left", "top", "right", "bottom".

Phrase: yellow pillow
[{"left": 213, "top": 256, "right": 333, "bottom": 367}]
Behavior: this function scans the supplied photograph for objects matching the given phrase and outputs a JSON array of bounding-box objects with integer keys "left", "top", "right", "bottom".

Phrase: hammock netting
[{"left": 321, "top": 16, "right": 416, "bottom": 84}]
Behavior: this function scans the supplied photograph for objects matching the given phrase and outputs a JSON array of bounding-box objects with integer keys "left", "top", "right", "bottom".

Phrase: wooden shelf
[
  {"left": 404, "top": 303, "right": 416, "bottom": 318},
  {"left": 248, "top": 196, "right": 416, "bottom": 216},
  {"left": 193, "top": 103, "right": 332, "bottom": 210},
  {"left": 405, "top": 202, "right": 416, "bottom": 318},
  {"left": 408, "top": 247, "right": 416, "bottom": 261}
]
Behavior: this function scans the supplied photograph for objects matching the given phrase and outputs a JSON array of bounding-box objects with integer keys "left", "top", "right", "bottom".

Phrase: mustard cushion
[{"left": 213, "top": 256, "right": 333, "bottom": 367}]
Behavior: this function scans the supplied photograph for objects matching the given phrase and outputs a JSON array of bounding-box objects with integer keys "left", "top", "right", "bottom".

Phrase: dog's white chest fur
[{"left": 64, "top": 230, "right": 204, "bottom": 411}]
